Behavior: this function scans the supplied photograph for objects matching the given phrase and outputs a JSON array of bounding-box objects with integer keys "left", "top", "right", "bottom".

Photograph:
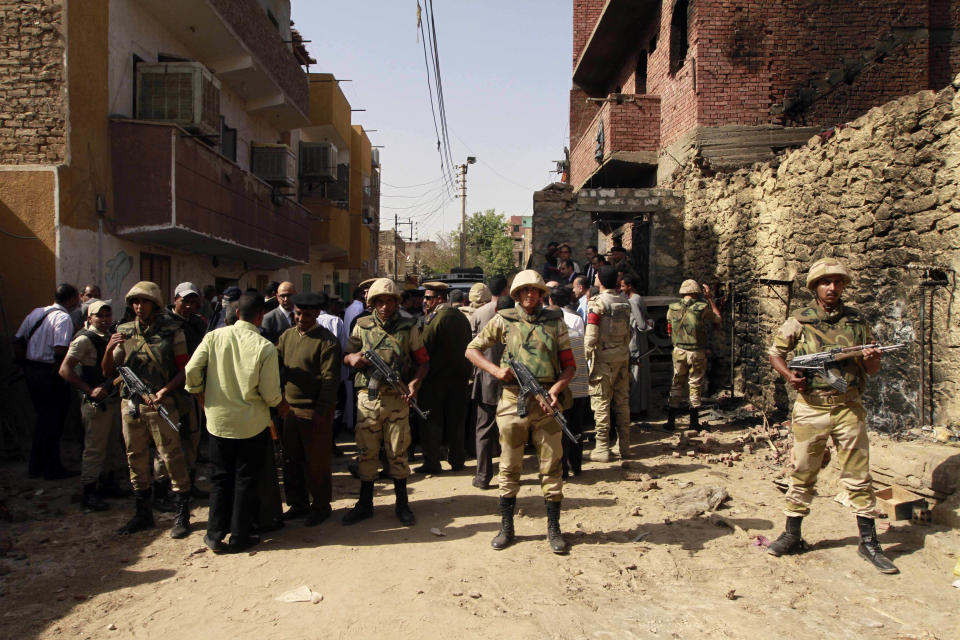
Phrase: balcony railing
[
  {"left": 570, "top": 96, "right": 661, "bottom": 189},
  {"left": 110, "top": 119, "right": 311, "bottom": 267}
]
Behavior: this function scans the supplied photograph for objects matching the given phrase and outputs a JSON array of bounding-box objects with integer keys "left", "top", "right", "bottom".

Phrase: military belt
[
  {"left": 673, "top": 343, "right": 704, "bottom": 350},
  {"left": 799, "top": 389, "right": 860, "bottom": 407}
]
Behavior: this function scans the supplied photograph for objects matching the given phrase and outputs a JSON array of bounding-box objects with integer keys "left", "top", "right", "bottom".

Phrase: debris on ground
[
  {"left": 658, "top": 486, "right": 730, "bottom": 517},
  {"left": 276, "top": 586, "right": 323, "bottom": 604}
]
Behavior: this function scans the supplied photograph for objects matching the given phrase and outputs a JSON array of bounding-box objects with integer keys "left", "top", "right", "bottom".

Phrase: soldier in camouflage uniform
[
  {"left": 466, "top": 270, "right": 576, "bottom": 554},
  {"left": 666, "top": 279, "right": 721, "bottom": 430},
  {"left": 102, "top": 281, "right": 193, "bottom": 539},
  {"left": 767, "top": 258, "right": 897, "bottom": 574},
  {"left": 342, "top": 278, "right": 430, "bottom": 526},
  {"left": 585, "top": 265, "right": 633, "bottom": 462}
]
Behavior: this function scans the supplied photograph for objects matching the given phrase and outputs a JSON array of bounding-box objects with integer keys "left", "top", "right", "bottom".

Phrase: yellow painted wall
[
  {"left": 309, "top": 73, "right": 352, "bottom": 145},
  {"left": 348, "top": 126, "right": 371, "bottom": 270},
  {"left": 0, "top": 170, "right": 58, "bottom": 327}
]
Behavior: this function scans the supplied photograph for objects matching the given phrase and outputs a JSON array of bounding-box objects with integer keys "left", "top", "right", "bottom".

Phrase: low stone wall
[{"left": 673, "top": 82, "right": 960, "bottom": 430}]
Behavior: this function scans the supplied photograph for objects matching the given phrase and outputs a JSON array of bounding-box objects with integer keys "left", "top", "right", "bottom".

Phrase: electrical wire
[
  {"left": 381, "top": 176, "right": 445, "bottom": 189},
  {"left": 0, "top": 227, "right": 38, "bottom": 240},
  {"left": 418, "top": 4, "right": 455, "bottom": 198},
  {"left": 426, "top": 0, "right": 457, "bottom": 187}
]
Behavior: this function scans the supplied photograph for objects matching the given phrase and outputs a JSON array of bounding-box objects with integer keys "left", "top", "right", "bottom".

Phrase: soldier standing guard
[
  {"left": 465, "top": 270, "right": 576, "bottom": 554},
  {"left": 102, "top": 281, "right": 193, "bottom": 539},
  {"left": 585, "top": 266, "right": 633, "bottom": 462},
  {"left": 766, "top": 258, "right": 897, "bottom": 574},
  {"left": 666, "top": 279, "right": 721, "bottom": 430},
  {"left": 342, "top": 278, "right": 429, "bottom": 526}
]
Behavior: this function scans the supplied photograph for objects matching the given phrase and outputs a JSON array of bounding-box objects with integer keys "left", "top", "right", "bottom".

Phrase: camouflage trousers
[
  {"left": 496, "top": 387, "right": 562, "bottom": 501},
  {"left": 784, "top": 396, "right": 876, "bottom": 517},
  {"left": 356, "top": 390, "right": 411, "bottom": 481},
  {"left": 669, "top": 347, "right": 707, "bottom": 408},
  {"left": 121, "top": 397, "right": 191, "bottom": 493},
  {"left": 79, "top": 398, "right": 126, "bottom": 485},
  {"left": 589, "top": 357, "right": 631, "bottom": 457},
  {"left": 155, "top": 396, "right": 201, "bottom": 481}
]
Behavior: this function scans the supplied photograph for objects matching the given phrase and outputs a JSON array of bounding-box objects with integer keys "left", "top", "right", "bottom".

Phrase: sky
[{"left": 291, "top": 1, "right": 573, "bottom": 240}]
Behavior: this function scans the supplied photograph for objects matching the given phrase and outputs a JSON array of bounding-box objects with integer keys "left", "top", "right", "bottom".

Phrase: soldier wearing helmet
[
  {"left": 665, "top": 279, "right": 721, "bottom": 430},
  {"left": 460, "top": 282, "right": 491, "bottom": 323},
  {"left": 584, "top": 265, "right": 634, "bottom": 463},
  {"left": 342, "top": 278, "right": 430, "bottom": 526},
  {"left": 102, "top": 281, "right": 193, "bottom": 540},
  {"left": 766, "top": 258, "right": 897, "bottom": 575},
  {"left": 465, "top": 269, "right": 576, "bottom": 554}
]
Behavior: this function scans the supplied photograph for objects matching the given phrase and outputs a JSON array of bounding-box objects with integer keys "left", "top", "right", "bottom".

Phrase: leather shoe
[
  {"left": 204, "top": 533, "right": 227, "bottom": 553},
  {"left": 304, "top": 506, "right": 332, "bottom": 527},
  {"left": 471, "top": 477, "right": 490, "bottom": 490},
  {"left": 227, "top": 534, "right": 261, "bottom": 554},
  {"left": 415, "top": 464, "right": 443, "bottom": 475},
  {"left": 282, "top": 505, "right": 310, "bottom": 521}
]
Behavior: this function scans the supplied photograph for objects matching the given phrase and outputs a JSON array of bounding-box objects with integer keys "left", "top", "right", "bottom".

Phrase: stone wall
[
  {"left": 0, "top": 0, "right": 65, "bottom": 165},
  {"left": 673, "top": 82, "right": 960, "bottom": 430},
  {"left": 531, "top": 183, "right": 595, "bottom": 274}
]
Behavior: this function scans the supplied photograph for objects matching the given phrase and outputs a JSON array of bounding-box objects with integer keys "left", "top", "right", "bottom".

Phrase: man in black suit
[{"left": 261, "top": 281, "right": 296, "bottom": 344}]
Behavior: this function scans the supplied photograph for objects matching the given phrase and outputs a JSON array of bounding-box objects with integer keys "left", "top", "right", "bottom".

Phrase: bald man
[{"left": 261, "top": 281, "right": 297, "bottom": 344}]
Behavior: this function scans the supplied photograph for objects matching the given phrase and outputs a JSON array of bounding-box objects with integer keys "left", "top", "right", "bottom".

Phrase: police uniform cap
[
  {"left": 291, "top": 292, "right": 323, "bottom": 309},
  {"left": 423, "top": 281, "right": 449, "bottom": 293},
  {"left": 357, "top": 277, "right": 378, "bottom": 290},
  {"left": 222, "top": 286, "right": 243, "bottom": 302}
]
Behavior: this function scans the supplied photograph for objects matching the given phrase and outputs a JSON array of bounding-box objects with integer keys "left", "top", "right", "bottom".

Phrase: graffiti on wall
[{"left": 105, "top": 250, "right": 133, "bottom": 303}]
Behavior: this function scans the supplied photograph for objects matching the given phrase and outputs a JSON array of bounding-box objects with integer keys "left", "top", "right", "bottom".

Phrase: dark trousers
[
  {"left": 208, "top": 428, "right": 268, "bottom": 543},
  {"left": 420, "top": 377, "right": 468, "bottom": 469},
  {"left": 24, "top": 361, "right": 71, "bottom": 477},
  {"left": 474, "top": 401, "right": 499, "bottom": 484},
  {"left": 257, "top": 422, "right": 283, "bottom": 530},
  {"left": 563, "top": 397, "right": 588, "bottom": 475},
  {"left": 281, "top": 408, "right": 333, "bottom": 511}
]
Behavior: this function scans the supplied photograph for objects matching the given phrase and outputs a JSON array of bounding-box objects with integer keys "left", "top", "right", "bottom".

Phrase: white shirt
[
  {"left": 560, "top": 307, "right": 585, "bottom": 338},
  {"left": 315, "top": 311, "right": 343, "bottom": 341},
  {"left": 15, "top": 303, "right": 74, "bottom": 363}
]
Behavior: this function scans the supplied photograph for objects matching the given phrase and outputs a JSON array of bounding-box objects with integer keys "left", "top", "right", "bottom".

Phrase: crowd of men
[{"left": 10, "top": 247, "right": 899, "bottom": 571}]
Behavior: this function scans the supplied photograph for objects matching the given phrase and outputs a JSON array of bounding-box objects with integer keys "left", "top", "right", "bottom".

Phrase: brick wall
[
  {"left": 572, "top": 0, "right": 607, "bottom": 69},
  {"left": 570, "top": 97, "right": 661, "bottom": 188},
  {"left": 572, "top": 0, "right": 960, "bottom": 161},
  {"left": 672, "top": 83, "right": 960, "bottom": 432},
  {"left": 0, "top": 0, "right": 65, "bottom": 165}
]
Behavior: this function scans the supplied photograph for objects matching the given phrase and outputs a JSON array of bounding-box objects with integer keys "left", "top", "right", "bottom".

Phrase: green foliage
[{"left": 419, "top": 209, "right": 516, "bottom": 279}]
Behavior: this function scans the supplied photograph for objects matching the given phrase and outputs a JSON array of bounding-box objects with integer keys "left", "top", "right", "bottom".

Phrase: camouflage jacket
[
  {"left": 347, "top": 311, "right": 426, "bottom": 390},
  {"left": 114, "top": 315, "right": 187, "bottom": 396},
  {"left": 468, "top": 305, "right": 572, "bottom": 386},
  {"left": 584, "top": 291, "right": 632, "bottom": 363},
  {"left": 768, "top": 303, "right": 872, "bottom": 394},
  {"left": 667, "top": 298, "right": 714, "bottom": 349}
]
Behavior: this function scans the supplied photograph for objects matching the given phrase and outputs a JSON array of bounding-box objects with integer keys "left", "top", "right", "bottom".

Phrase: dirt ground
[{"left": 1, "top": 412, "right": 958, "bottom": 640}]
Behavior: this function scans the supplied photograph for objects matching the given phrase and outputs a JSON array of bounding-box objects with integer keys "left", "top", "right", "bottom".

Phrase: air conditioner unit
[
  {"left": 136, "top": 62, "right": 221, "bottom": 136},
  {"left": 251, "top": 143, "right": 296, "bottom": 187},
  {"left": 299, "top": 142, "right": 337, "bottom": 182},
  {"left": 371, "top": 148, "right": 380, "bottom": 167}
]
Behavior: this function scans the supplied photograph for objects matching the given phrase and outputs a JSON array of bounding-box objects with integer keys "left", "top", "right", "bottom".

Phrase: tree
[{"left": 418, "top": 209, "right": 516, "bottom": 279}]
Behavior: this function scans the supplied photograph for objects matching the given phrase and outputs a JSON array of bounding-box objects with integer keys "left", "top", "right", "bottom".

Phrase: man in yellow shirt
[{"left": 185, "top": 293, "right": 285, "bottom": 553}]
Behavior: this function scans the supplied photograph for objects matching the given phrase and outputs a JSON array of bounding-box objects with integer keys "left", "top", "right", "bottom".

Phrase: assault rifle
[
  {"left": 507, "top": 358, "right": 580, "bottom": 444},
  {"left": 117, "top": 366, "right": 182, "bottom": 432},
  {"left": 787, "top": 343, "right": 906, "bottom": 393},
  {"left": 363, "top": 350, "right": 430, "bottom": 420}
]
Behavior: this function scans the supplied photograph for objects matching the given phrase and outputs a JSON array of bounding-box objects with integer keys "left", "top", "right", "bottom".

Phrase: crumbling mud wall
[{"left": 674, "top": 81, "right": 960, "bottom": 431}]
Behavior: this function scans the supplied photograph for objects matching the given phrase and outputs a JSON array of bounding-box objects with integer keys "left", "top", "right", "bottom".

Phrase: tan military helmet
[
  {"left": 510, "top": 269, "right": 549, "bottom": 299},
  {"left": 125, "top": 281, "right": 164, "bottom": 307},
  {"left": 806, "top": 258, "right": 852, "bottom": 290},
  {"left": 469, "top": 282, "right": 491, "bottom": 305},
  {"left": 365, "top": 277, "right": 401, "bottom": 304},
  {"left": 678, "top": 279, "right": 700, "bottom": 296}
]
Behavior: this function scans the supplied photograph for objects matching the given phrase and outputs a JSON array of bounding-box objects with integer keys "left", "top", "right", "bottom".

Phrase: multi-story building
[
  {"left": 378, "top": 229, "right": 406, "bottom": 281},
  {"left": 0, "top": 0, "right": 379, "bottom": 323},
  {"left": 508, "top": 215, "right": 532, "bottom": 268},
  {"left": 532, "top": 0, "right": 960, "bottom": 295}
]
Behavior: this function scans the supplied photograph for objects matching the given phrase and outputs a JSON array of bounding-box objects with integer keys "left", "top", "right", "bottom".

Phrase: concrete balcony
[
  {"left": 573, "top": 0, "right": 660, "bottom": 96},
  {"left": 136, "top": 0, "right": 309, "bottom": 130},
  {"left": 570, "top": 96, "right": 661, "bottom": 190},
  {"left": 110, "top": 119, "right": 310, "bottom": 267},
  {"left": 301, "top": 193, "right": 351, "bottom": 263}
]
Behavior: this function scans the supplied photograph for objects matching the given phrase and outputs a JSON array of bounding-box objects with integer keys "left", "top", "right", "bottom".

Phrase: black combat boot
[
  {"left": 342, "top": 481, "right": 375, "bottom": 525},
  {"left": 491, "top": 497, "right": 516, "bottom": 550},
  {"left": 766, "top": 516, "right": 807, "bottom": 556},
  {"left": 117, "top": 489, "right": 155, "bottom": 535},
  {"left": 665, "top": 407, "right": 676, "bottom": 431},
  {"left": 152, "top": 479, "right": 177, "bottom": 513},
  {"left": 394, "top": 478, "right": 415, "bottom": 526},
  {"left": 856, "top": 516, "right": 899, "bottom": 574},
  {"left": 169, "top": 493, "right": 191, "bottom": 539},
  {"left": 690, "top": 408, "right": 700, "bottom": 431},
  {"left": 81, "top": 482, "right": 109, "bottom": 512},
  {"left": 545, "top": 500, "right": 569, "bottom": 554}
]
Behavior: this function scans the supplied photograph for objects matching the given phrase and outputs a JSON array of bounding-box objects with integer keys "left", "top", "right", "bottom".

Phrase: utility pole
[
  {"left": 393, "top": 212, "right": 398, "bottom": 283},
  {"left": 458, "top": 156, "right": 476, "bottom": 269}
]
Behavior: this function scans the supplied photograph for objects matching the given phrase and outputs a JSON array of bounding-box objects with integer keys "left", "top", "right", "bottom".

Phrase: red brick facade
[{"left": 570, "top": 0, "right": 960, "bottom": 187}]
